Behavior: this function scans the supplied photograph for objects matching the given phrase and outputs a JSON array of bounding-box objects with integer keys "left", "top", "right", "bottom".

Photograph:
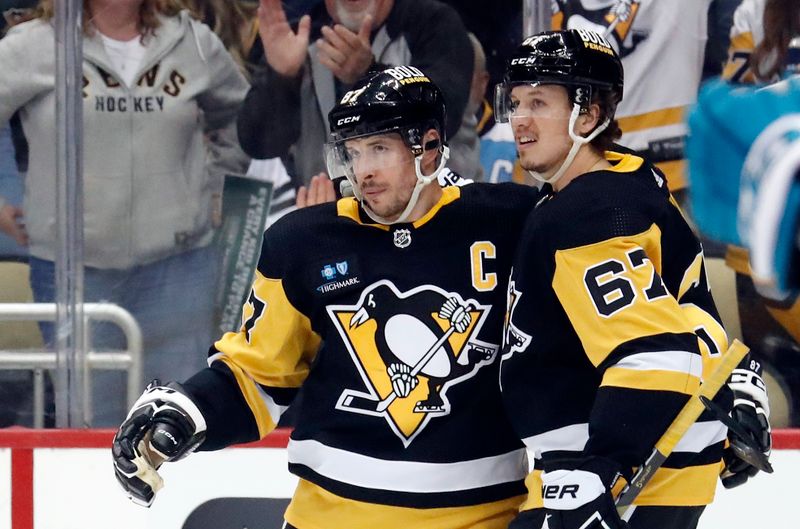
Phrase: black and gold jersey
[
  {"left": 500, "top": 152, "right": 730, "bottom": 510},
  {"left": 183, "top": 183, "right": 539, "bottom": 529}
]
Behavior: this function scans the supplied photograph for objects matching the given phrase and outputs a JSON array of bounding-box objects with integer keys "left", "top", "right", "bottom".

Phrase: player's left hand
[
  {"left": 720, "top": 366, "right": 772, "bottom": 488},
  {"left": 317, "top": 15, "right": 374, "bottom": 85},
  {"left": 541, "top": 458, "right": 628, "bottom": 529}
]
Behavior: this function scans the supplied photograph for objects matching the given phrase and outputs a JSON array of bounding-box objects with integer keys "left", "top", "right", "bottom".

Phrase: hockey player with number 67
[{"left": 495, "top": 29, "right": 772, "bottom": 529}]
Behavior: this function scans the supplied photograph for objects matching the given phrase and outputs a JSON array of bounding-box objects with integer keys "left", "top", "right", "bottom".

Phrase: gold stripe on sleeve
[
  {"left": 601, "top": 366, "right": 700, "bottom": 395},
  {"left": 213, "top": 270, "right": 321, "bottom": 436}
]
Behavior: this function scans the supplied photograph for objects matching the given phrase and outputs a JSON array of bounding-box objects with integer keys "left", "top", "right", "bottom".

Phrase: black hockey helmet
[
  {"left": 495, "top": 29, "right": 624, "bottom": 121},
  {"left": 327, "top": 65, "right": 447, "bottom": 151},
  {"left": 324, "top": 66, "right": 451, "bottom": 223}
]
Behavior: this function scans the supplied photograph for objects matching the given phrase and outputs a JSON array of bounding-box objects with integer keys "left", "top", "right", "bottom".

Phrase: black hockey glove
[
  {"left": 720, "top": 366, "right": 772, "bottom": 488},
  {"left": 112, "top": 380, "right": 206, "bottom": 507},
  {"left": 541, "top": 458, "right": 628, "bottom": 529}
]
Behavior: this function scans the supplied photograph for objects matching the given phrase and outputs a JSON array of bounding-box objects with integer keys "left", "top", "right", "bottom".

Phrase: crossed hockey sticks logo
[{"left": 337, "top": 322, "right": 460, "bottom": 414}]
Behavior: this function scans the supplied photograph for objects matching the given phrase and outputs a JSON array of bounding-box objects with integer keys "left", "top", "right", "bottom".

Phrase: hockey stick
[
  {"left": 603, "top": 16, "right": 620, "bottom": 39},
  {"left": 339, "top": 325, "right": 457, "bottom": 414},
  {"left": 603, "top": 1, "right": 640, "bottom": 39},
  {"left": 615, "top": 339, "right": 750, "bottom": 515}
]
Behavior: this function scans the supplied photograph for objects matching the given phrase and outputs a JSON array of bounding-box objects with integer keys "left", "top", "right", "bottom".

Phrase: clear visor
[
  {"left": 494, "top": 82, "right": 576, "bottom": 123},
  {"left": 324, "top": 130, "right": 415, "bottom": 183}
]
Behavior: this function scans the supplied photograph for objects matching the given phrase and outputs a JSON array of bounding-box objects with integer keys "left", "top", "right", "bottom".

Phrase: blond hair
[
  {"left": 36, "top": 0, "right": 183, "bottom": 37},
  {"left": 178, "top": 0, "right": 258, "bottom": 75}
]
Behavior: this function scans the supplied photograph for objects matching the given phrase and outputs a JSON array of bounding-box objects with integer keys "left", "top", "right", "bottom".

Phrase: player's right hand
[{"left": 112, "top": 381, "right": 207, "bottom": 507}]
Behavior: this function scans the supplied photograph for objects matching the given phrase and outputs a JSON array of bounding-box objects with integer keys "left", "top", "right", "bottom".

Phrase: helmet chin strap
[
  {"left": 527, "top": 103, "right": 610, "bottom": 186},
  {"left": 360, "top": 145, "right": 450, "bottom": 225}
]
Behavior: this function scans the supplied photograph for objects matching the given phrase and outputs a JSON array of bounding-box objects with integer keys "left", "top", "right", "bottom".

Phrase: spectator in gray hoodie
[{"left": 0, "top": 0, "right": 250, "bottom": 426}]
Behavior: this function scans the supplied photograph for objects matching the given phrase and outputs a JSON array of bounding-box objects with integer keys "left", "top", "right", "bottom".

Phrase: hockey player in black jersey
[
  {"left": 111, "top": 66, "right": 540, "bottom": 529},
  {"left": 495, "top": 30, "right": 772, "bottom": 529}
]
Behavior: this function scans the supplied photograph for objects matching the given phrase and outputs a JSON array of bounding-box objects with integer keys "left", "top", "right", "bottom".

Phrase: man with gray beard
[{"left": 237, "top": 0, "right": 478, "bottom": 185}]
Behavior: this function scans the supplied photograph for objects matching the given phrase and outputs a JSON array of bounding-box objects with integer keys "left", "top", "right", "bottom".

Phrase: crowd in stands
[{"left": 0, "top": 0, "right": 798, "bottom": 428}]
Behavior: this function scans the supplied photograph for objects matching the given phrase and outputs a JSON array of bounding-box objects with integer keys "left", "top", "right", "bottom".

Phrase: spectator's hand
[
  {"left": 296, "top": 173, "right": 336, "bottom": 208},
  {"left": 258, "top": 0, "right": 311, "bottom": 78},
  {"left": 2, "top": 7, "right": 38, "bottom": 28},
  {"left": 0, "top": 204, "right": 28, "bottom": 246},
  {"left": 317, "top": 15, "right": 374, "bottom": 85}
]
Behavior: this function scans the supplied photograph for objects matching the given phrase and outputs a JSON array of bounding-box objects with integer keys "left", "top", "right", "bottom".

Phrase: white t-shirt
[{"left": 100, "top": 33, "right": 146, "bottom": 87}]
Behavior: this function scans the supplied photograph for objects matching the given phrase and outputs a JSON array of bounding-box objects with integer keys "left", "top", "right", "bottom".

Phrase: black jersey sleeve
[{"left": 185, "top": 211, "right": 323, "bottom": 449}]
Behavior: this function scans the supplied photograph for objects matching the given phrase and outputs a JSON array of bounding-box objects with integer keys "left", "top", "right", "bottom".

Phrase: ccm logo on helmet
[
  {"left": 337, "top": 115, "right": 361, "bottom": 126},
  {"left": 510, "top": 57, "right": 539, "bottom": 66}
]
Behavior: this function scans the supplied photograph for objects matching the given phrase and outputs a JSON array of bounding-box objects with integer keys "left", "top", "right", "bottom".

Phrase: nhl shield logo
[
  {"left": 393, "top": 229, "right": 411, "bottom": 248},
  {"left": 328, "top": 280, "right": 499, "bottom": 446}
]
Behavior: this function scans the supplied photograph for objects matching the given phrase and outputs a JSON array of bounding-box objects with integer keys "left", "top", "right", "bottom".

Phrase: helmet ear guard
[{"left": 423, "top": 138, "right": 440, "bottom": 151}]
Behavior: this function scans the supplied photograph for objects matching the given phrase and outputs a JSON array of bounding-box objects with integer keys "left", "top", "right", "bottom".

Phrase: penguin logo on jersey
[
  {"left": 329, "top": 280, "right": 498, "bottom": 446},
  {"left": 501, "top": 278, "right": 532, "bottom": 359},
  {"left": 553, "top": 0, "right": 645, "bottom": 59}
]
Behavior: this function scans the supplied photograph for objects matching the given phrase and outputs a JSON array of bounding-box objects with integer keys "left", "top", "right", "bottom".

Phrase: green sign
[{"left": 214, "top": 175, "right": 273, "bottom": 334}]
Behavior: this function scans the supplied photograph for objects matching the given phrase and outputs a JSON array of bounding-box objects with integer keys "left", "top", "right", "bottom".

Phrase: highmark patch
[{"left": 315, "top": 257, "right": 362, "bottom": 295}]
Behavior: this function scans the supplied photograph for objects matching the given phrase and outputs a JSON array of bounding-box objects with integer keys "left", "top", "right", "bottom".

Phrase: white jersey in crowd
[
  {"left": 722, "top": 0, "right": 766, "bottom": 83},
  {"left": 553, "top": 0, "right": 712, "bottom": 190}
]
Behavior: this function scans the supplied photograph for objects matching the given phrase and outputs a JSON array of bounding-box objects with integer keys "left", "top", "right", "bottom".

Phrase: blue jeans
[
  {"left": 0, "top": 122, "right": 25, "bottom": 258},
  {"left": 29, "top": 245, "right": 219, "bottom": 426}
]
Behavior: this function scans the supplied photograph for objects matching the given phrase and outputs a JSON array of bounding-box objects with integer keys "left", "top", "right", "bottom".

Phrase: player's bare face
[
  {"left": 346, "top": 133, "right": 416, "bottom": 221},
  {"left": 510, "top": 84, "right": 574, "bottom": 177}
]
